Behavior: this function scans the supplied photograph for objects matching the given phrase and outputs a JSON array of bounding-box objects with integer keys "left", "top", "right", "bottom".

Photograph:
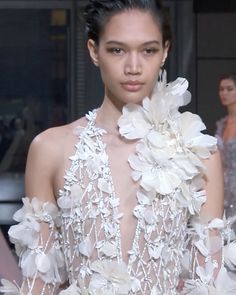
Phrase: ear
[
  {"left": 87, "top": 39, "right": 99, "bottom": 67},
  {"left": 161, "top": 41, "right": 170, "bottom": 65}
]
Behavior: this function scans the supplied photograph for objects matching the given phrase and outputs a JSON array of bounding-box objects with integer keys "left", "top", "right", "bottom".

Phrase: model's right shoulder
[
  {"left": 29, "top": 117, "right": 87, "bottom": 159},
  {"left": 28, "top": 126, "right": 66, "bottom": 161},
  {"left": 25, "top": 119, "right": 86, "bottom": 202}
]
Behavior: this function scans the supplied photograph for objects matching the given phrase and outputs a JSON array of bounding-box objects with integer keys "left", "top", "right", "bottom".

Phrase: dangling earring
[
  {"left": 93, "top": 60, "right": 99, "bottom": 67},
  {"left": 158, "top": 68, "right": 164, "bottom": 82}
]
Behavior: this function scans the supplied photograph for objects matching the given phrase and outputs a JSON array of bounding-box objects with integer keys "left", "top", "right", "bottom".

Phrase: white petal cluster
[
  {"left": 8, "top": 197, "right": 67, "bottom": 285},
  {"left": 118, "top": 72, "right": 217, "bottom": 205},
  {"left": 58, "top": 282, "right": 81, "bottom": 295},
  {"left": 88, "top": 260, "right": 135, "bottom": 294},
  {"left": 181, "top": 215, "right": 236, "bottom": 294},
  {"left": 0, "top": 279, "right": 21, "bottom": 295}
]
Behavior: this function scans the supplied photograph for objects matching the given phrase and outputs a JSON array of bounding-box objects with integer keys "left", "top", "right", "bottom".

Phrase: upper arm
[
  {"left": 2, "top": 127, "right": 69, "bottom": 294},
  {"left": 24, "top": 129, "right": 59, "bottom": 204},
  {"left": 201, "top": 149, "right": 224, "bottom": 220}
]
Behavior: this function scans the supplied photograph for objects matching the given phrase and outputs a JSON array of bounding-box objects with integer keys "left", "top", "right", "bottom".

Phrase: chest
[
  {"left": 59, "top": 126, "right": 188, "bottom": 256},
  {"left": 223, "top": 120, "right": 236, "bottom": 140},
  {"left": 57, "top": 115, "right": 191, "bottom": 293}
]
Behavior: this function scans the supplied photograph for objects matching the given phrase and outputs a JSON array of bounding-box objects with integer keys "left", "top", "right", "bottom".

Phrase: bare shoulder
[
  {"left": 28, "top": 117, "right": 87, "bottom": 162},
  {"left": 28, "top": 125, "right": 70, "bottom": 166},
  {"left": 25, "top": 117, "right": 86, "bottom": 203}
]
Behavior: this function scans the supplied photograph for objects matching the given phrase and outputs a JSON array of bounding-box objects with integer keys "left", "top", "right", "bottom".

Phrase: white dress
[{"left": 1, "top": 75, "right": 236, "bottom": 295}]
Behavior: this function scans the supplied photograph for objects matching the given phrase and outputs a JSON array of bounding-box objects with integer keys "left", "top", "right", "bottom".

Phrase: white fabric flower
[
  {"left": 59, "top": 282, "right": 81, "bottom": 295},
  {"left": 212, "top": 267, "right": 236, "bottom": 294},
  {"left": 176, "top": 111, "right": 217, "bottom": 158},
  {"left": 118, "top": 74, "right": 191, "bottom": 141},
  {"left": 100, "top": 241, "right": 117, "bottom": 257},
  {"left": 20, "top": 246, "right": 66, "bottom": 284},
  {"left": 183, "top": 268, "right": 236, "bottom": 295},
  {"left": 78, "top": 237, "right": 93, "bottom": 257},
  {"left": 196, "top": 261, "right": 214, "bottom": 284},
  {"left": 8, "top": 218, "right": 40, "bottom": 257},
  {"left": 224, "top": 241, "right": 236, "bottom": 270},
  {"left": 118, "top": 101, "right": 153, "bottom": 139},
  {"left": 98, "top": 178, "right": 112, "bottom": 194},
  {"left": 8, "top": 197, "right": 60, "bottom": 258},
  {"left": 128, "top": 142, "right": 181, "bottom": 195},
  {"left": 89, "top": 260, "right": 132, "bottom": 294},
  {"left": 0, "top": 279, "right": 21, "bottom": 295},
  {"left": 13, "top": 197, "right": 59, "bottom": 223},
  {"left": 58, "top": 183, "right": 83, "bottom": 210},
  {"left": 118, "top": 74, "right": 217, "bottom": 201},
  {"left": 148, "top": 241, "right": 164, "bottom": 260},
  {"left": 177, "top": 181, "right": 206, "bottom": 215},
  {"left": 182, "top": 279, "right": 209, "bottom": 295},
  {"left": 86, "top": 152, "right": 108, "bottom": 179}
]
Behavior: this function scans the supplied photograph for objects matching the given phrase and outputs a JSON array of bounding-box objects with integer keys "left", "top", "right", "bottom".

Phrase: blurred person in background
[{"left": 215, "top": 73, "right": 236, "bottom": 223}]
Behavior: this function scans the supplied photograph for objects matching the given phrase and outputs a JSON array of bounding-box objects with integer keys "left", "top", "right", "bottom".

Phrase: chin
[{"left": 125, "top": 92, "right": 149, "bottom": 104}]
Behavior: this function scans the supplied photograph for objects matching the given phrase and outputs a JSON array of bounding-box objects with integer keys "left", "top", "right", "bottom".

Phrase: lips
[{"left": 121, "top": 81, "right": 144, "bottom": 92}]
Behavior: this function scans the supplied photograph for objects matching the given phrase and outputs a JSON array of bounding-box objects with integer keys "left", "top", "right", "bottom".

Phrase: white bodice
[
  {"left": 58, "top": 110, "right": 189, "bottom": 294},
  {"left": 2, "top": 76, "right": 236, "bottom": 295}
]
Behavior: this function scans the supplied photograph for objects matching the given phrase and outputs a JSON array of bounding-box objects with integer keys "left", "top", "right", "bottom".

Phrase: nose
[{"left": 124, "top": 52, "right": 142, "bottom": 75}]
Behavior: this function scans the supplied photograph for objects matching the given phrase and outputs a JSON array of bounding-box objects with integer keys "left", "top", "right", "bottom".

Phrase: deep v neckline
[{"left": 86, "top": 109, "right": 140, "bottom": 267}]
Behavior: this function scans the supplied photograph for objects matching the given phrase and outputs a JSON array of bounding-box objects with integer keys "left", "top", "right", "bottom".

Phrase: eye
[
  {"left": 107, "top": 47, "right": 124, "bottom": 55},
  {"left": 143, "top": 48, "right": 159, "bottom": 55},
  {"left": 227, "top": 87, "right": 234, "bottom": 91}
]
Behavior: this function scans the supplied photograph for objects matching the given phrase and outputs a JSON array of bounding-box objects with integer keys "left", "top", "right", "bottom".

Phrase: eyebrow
[{"left": 105, "top": 40, "right": 161, "bottom": 46}]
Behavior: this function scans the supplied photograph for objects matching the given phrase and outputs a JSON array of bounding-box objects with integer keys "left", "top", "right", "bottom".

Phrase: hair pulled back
[
  {"left": 220, "top": 73, "right": 236, "bottom": 85},
  {"left": 84, "top": 0, "right": 172, "bottom": 47}
]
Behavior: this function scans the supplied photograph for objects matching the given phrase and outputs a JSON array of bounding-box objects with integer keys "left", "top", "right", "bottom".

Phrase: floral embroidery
[
  {"left": 89, "top": 260, "right": 132, "bottom": 294},
  {"left": 118, "top": 74, "right": 217, "bottom": 199},
  {"left": 2, "top": 74, "right": 236, "bottom": 295}
]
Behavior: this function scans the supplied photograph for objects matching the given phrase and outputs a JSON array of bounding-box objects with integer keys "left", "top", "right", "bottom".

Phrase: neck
[
  {"left": 96, "top": 96, "right": 123, "bottom": 136},
  {"left": 227, "top": 105, "right": 236, "bottom": 118}
]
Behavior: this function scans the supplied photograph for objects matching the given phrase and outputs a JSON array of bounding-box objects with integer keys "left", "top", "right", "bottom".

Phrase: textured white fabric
[{"left": 1, "top": 76, "right": 236, "bottom": 295}]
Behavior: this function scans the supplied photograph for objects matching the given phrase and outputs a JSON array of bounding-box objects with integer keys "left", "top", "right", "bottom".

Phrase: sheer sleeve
[
  {"left": 181, "top": 214, "right": 236, "bottom": 294},
  {"left": 0, "top": 197, "right": 67, "bottom": 295}
]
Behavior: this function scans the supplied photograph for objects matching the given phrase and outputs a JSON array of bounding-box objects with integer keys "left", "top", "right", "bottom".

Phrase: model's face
[
  {"left": 219, "top": 78, "right": 236, "bottom": 107},
  {"left": 88, "top": 10, "right": 169, "bottom": 109}
]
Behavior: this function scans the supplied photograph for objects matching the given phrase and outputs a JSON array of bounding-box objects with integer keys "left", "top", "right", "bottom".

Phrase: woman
[
  {"left": 1, "top": 1, "right": 236, "bottom": 294},
  {"left": 216, "top": 73, "right": 236, "bottom": 220}
]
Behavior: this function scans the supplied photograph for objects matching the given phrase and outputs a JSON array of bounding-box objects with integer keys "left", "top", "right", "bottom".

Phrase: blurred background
[{"left": 0, "top": 0, "right": 236, "bottom": 247}]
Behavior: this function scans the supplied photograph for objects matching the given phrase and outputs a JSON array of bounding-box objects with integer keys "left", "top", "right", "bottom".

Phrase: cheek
[
  {"left": 100, "top": 61, "right": 121, "bottom": 78},
  {"left": 99, "top": 63, "right": 115, "bottom": 84}
]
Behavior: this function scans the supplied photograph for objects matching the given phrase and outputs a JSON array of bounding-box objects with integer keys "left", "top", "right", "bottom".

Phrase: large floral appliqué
[
  {"left": 118, "top": 72, "right": 217, "bottom": 200},
  {"left": 88, "top": 260, "right": 134, "bottom": 295}
]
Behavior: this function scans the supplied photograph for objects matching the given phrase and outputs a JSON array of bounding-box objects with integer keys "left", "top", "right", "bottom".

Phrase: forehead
[
  {"left": 220, "top": 79, "right": 236, "bottom": 87},
  {"left": 100, "top": 9, "right": 162, "bottom": 43}
]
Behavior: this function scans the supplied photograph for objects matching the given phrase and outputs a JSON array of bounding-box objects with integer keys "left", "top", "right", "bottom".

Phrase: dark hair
[
  {"left": 84, "top": 0, "right": 172, "bottom": 47},
  {"left": 219, "top": 73, "right": 236, "bottom": 85}
]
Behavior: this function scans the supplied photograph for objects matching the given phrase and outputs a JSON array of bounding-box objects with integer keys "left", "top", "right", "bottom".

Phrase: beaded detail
[
  {"left": 58, "top": 109, "right": 190, "bottom": 294},
  {"left": 2, "top": 75, "right": 236, "bottom": 295}
]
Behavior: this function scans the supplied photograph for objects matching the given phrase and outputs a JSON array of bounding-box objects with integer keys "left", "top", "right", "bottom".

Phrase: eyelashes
[{"left": 106, "top": 47, "right": 160, "bottom": 56}]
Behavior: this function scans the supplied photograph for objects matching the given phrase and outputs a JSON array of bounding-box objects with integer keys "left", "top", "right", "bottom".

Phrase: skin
[
  {"left": 219, "top": 78, "right": 236, "bottom": 109},
  {"left": 25, "top": 9, "right": 224, "bottom": 282},
  {"left": 88, "top": 10, "right": 168, "bottom": 112},
  {"left": 219, "top": 78, "right": 236, "bottom": 140}
]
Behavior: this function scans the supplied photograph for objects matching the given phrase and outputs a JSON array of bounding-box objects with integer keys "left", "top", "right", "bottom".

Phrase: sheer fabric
[{"left": 1, "top": 77, "right": 236, "bottom": 295}]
